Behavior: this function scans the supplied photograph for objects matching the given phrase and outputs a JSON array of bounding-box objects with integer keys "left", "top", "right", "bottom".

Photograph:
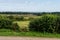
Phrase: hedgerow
[
  {"left": 0, "top": 15, "right": 20, "bottom": 31},
  {"left": 29, "top": 14, "right": 60, "bottom": 33}
]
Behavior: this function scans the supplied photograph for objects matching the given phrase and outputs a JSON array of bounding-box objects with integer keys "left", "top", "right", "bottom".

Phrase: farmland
[{"left": 0, "top": 12, "right": 60, "bottom": 38}]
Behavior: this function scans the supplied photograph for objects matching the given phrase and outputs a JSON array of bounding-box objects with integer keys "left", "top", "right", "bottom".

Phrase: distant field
[
  {"left": 0, "top": 14, "right": 41, "bottom": 21},
  {"left": 14, "top": 21, "right": 30, "bottom": 28}
]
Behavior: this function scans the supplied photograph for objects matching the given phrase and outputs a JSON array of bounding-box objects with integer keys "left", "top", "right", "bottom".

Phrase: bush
[
  {"left": 8, "top": 16, "right": 24, "bottom": 21},
  {"left": 0, "top": 15, "right": 20, "bottom": 32},
  {"left": 20, "top": 27, "right": 29, "bottom": 32},
  {"left": 28, "top": 17, "right": 34, "bottom": 20},
  {"left": 0, "top": 15, "right": 12, "bottom": 29},
  {"left": 56, "top": 16, "right": 60, "bottom": 33},
  {"left": 8, "top": 16, "right": 14, "bottom": 19},
  {"left": 0, "top": 19, "right": 13, "bottom": 29},
  {"left": 29, "top": 14, "right": 60, "bottom": 33},
  {"left": 15, "top": 16, "right": 24, "bottom": 21},
  {"left": 12, "top": 23, "right": 20, "bottom": 32}
]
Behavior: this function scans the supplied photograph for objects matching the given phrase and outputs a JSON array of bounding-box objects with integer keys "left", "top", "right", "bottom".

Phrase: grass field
[
  {"left": 14, "top": 21, "right": 30, "bottom": 28},
  {"left": 14, "top": 21, "right": 30, "bottom": 31},
  {"left": 0, "top": 29, "right": 60, "bottom": 38}
]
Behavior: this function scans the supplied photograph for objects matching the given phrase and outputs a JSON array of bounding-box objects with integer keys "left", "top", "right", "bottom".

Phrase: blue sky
[{"left": 0, "top": 0, "right": 60, "bottom": 12}]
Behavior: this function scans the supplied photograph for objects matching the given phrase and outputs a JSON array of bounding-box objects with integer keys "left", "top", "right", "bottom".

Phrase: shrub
[
  {"left": 8, "top": 16, "right": 24, "bottom": 21},
  {"left": 15, "top": 16, "right": 24, "bottom": 21},
  {"left": 0, "top": 19, "right": 13, "bottom": 29},
  {"left": 8, "top": 16, "right": 14, "bottom": 20},
  {"left": 0, "top": 15, "right": 20, "bottom": 32},
  {"left": 20, "top": 27, "right": 29, "bottom": 32},
  {"left": 56, "top": 16, "right": 60, "bottom": 33},
  {"left": 12, "top": 23, "right": 20, "bottom": 32},
  {"left": 28, "top": 17, "right": 34, "bottom": 20},
  {"left": 29, "top": 14, "right": 60, "bottom": 33}
]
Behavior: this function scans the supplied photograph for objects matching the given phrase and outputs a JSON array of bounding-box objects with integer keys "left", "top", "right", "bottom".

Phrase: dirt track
[{"left": 0, "top": 37, "right": 60, "bottom": 40}]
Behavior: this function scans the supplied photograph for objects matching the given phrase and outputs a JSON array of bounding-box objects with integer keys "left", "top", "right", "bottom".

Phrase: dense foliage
[
  {"left": 29, "top": 14, "right": 60, "bottom": 33},
  {"left": 0, "top": 15, "right": 20, "bottom": 31},
  {"left": 7, "top": 16, "right": 24, "bottom": 21},
  {"left": 0, "top": 12, "right": 60, "bottom": 33}
]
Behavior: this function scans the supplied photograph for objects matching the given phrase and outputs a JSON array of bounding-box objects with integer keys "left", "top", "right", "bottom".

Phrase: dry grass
[{"left": 14, "top": 21, "right": 30, "bottom": 28}]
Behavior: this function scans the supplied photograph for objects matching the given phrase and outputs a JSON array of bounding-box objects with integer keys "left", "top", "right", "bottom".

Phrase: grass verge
[{"left": 0, "top": 29, "right": 60, "bottom": 38}]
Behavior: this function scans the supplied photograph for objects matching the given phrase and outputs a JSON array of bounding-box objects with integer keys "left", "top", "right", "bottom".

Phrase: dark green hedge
[
  {"left": 29, "top": 14, "right": 60, "bottom": 33},
  {"left": 0, "top": 15, "right": 20, "bottom": 31}
]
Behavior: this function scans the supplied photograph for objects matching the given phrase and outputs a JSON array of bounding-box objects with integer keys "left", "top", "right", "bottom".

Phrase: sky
[{"left": 0, "top": 0, "right": 60, "bottom": 12}]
